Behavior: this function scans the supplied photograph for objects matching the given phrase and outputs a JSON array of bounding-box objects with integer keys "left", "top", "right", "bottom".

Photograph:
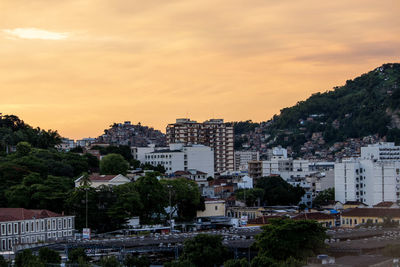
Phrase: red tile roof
[
  {"left": 342, "top": 208, "right": 400, "bottom": 218},
  {"left": 293, "top": 212, "right": 334, "bottom": 220},
  {"left": 0, "top": 208, "right": 62, "bottom": 222}
]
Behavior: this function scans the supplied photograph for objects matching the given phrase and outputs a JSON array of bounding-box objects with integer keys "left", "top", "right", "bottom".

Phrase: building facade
[
  {"left": 0, "top": 208, "right": 75, "bottom": 252},
  {"left": 166, "top": 118, "right": 234, "bottom": 173},
  {"left": 335, "top": 158, "right": 400, "bottom": 206},
  {"left": 234, "top": 151, "right": 259, "bottom": 171},
  {"left": 144, "top": 143, "right": 214, "bottom": 177}
]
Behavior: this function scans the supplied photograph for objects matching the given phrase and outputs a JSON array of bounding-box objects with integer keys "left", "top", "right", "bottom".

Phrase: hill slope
[{"left": 236, "top": 63, "right": 400, "bottom": 157}]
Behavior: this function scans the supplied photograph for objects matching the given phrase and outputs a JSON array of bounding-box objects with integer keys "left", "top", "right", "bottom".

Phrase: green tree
[
  {"left": 179, "top": 234, "right": 228, "bottom": 267},
  {"left": 108, "top": 183, "right": 143, "bottom": 227},
  {"left": 134, "top": 172, "right": 167, "bottom": 223},
  {"left": 250, "top": 256, "right": 278, "bottom": 267},
  {"left": 313, "top": 188, "right": 334, "bottom": 208},
  {"left": 99, "top": 256, "right": 121, "bottom": 267},
  {"left": 253, "top": 219, "right": 327, "bottom": 261},
  {"left": 68, "top": 248, "right": 90, "bottom": 264},
  {"left": 100, "top": 153, "right": 129, "bottom": 175},
  {"left": 38, "top": 247, "right": 61, "bottom": 265},
  {"left": 0, "top": 255, "right": 8, "bottom": 267},
  {"left": 14, "top": 250, "right": 44, "bottom": 267},
  {"left": 224, "top": 258, "right": 250, "bottom": 267},
  {"left": 16, "top": 141, "right": 31, "bottom": 156},
  {"left": 124, "top": 254, "right": 150, "bottom": 267},
  {"left": 256, "top": 176, "right": 305, "bottom": 205},
  {"left": 161, "top": 178, "right": 202, "bottom": 221},
  {"left": 236, "top": 188, "right": 264, "bottom": 206}
]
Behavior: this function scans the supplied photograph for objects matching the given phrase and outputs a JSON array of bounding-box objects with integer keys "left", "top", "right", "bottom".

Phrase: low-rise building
[
  {"left": 196, "top": 199, "right": 226, "bottom": 218},
  {"left": 226, "top": 206, "right": 265, "bottom": 220},
  {"left": 0, "top": 208, "right": 75, "bottom": 251},
  {"left": 341, "top": 208, "right": 400, "bottom": 228},
  {"left": 292, "top": 212, "right": 335, "bottom": 228},
  {"left": 173, "top": 170, "right": 208, "bottom": 187}
]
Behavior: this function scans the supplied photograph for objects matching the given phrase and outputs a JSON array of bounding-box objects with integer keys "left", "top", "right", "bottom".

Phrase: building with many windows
[
  {"left": 166, "top": 118, "right": 234, "bottom": 173},
  {"left": 234, "top": 151, "right": 259, "bottom": 171},
  {"left": 144, "top": 143, "right": 214, "bottom": 177},
  {"left": 0, "top": 208, "right": 75, "bottom": 251},
  {"left": 335, "top": 158, "right": 400, "bottom": 206}
]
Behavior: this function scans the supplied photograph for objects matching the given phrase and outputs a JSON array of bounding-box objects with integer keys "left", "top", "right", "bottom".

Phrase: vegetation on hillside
[{"left": 267, "top": 63, "right": 400, "bottom": 151}]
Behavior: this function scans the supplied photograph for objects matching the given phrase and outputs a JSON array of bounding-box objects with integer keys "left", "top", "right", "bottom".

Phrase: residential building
[
  {"left": 0, "top": 208, "right": 74, "bottom": 251},
  {"left": 236, "top": 175, "right": 253, "bottom": 189},
  {"left": 76, "top": 138, "right": 96, "bottom": 148},
  {"left": 335, "top": 158, "right": 400, "bottom": 206},
  {"left": 74, "top": 174, "right": 130, "bottom": 188},
  {"left": 144, "top": 143, "right": 214, "bottom": 177},
  {"left": 341, "top": 208, "right": 400, "bottom": 228},
  {"left": 292, "top": 212, "right": 335, "bottom": 228},
  {"left": 226, "top": 207, "right": 265, "bottom": 220},
  {"left": 166, "top": 118, "right": 234, "bottom": 173},
  {"left": 173, "top": 170, "right": 208, "bottom": 187},
  {"left": 248, "top": 161, "right": 262, "bottom": 179},
  {"left": 361, "top": 142, "right": 400, "bottom": 161},
  {"left": 196, "top": 199, "right": 226, "bottom": 218},
  {"left": 234, "top": 151, "right": 259, "bottom": 171}
]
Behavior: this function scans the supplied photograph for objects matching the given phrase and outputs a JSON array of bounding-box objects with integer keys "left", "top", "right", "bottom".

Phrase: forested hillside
[{"left": 233, "top": 63, "right": 400, "bottom": 155}]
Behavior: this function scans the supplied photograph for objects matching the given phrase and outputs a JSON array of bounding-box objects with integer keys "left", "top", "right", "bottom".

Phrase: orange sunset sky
[{"left": 1, "top": 0, "right": 399, "bottom": 139}]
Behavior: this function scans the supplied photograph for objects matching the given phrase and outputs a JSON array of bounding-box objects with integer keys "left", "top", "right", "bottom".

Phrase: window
[
  {"left": 68, "top": 218, "right": 72, "bottom": 228},
  {"left": 63, "top": 219, "right": 67, "bottom": 229},
  {"left": 1, "top": 224, "right": 5, "bottom": 235},
  {"left": 47, "top": 220, "right": 51, "bottom": 230},
  {"left": 215, "top": 206, "right": 218, "bottom": 210},
  {"left": 14, "top": 223, "right": 18, "bottom": 234},
  {"left": 7, "top": 224, "right": 11, "bottom": 235},
  {"left": 26, "top": 222, "right": 29, "bottom": 232}
]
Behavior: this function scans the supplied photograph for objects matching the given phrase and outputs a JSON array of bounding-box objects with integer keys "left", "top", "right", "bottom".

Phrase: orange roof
[{"left": 0, "top": 208, "right": 63, "bottom": 222}]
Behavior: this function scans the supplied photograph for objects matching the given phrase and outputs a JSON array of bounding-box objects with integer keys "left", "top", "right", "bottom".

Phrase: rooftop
[{"left": 0, "top": 208, "right": 63, "bottom": 222}]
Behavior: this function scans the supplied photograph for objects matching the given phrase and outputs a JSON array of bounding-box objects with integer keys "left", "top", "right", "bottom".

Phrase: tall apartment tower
[{"left": 166, "top": 118, "right": 234, "bottom": 173}]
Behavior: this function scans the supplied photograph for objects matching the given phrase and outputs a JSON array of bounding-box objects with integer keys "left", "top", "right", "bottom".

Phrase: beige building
[
  {"left": 196, "top": 199, "right": 226, "bottom": 218},
  {"left": 74, "top": 174, "right": 130, "bottom": 188},
  {"left": 226, "top": 206, "right": 265, "bottom": 220},
  {"left": 166, "top": 118, "right": 234, "bottom": 173},
  {"left": 341, "top": 208, "right": 400, "bottom": 228}
]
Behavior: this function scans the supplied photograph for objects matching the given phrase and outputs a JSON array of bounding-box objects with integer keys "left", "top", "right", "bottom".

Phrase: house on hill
[{"left": 74, "top": 174, "right": 130, "bottom": 188}]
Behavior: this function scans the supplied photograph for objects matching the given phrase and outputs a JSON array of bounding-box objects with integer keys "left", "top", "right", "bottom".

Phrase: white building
[
  {"left": 236, "top": 175, "right": 253, "bottom": 189},
  {"left": 144, "top": 144, "right": 214, "bottom": 177},
  {"left": 0, "top": 208, "right": 74, "bottom": 252},
  {"left": 76, "top": 138, "right": 96, "bottom": 148},
  {"left": 361, "top": 142, "right": 400, "bottom": 161},
  {"left": 335, "top": 158, "right": 400, "bottom": 206},
  {"left": 261, "top": 158, "right": 312, "bottom": 180},
  {"left": 234, "top": 151, "right": 259, "bottom": 171},
  {"left": 131, "top": 144, "right": 159, "bottom": 162}
]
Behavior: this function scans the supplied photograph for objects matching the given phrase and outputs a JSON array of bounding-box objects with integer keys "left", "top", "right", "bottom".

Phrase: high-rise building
[
  {"left": 335, "top": 143, "right": 400, "bottom": 206},
  {"left": 166, "top": 118, "right": 234, "bottom": 173}
]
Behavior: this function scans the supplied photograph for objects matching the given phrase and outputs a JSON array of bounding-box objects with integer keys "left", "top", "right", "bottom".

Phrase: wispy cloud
[{"left": 3, "top": 28, "right": 68, "bottom": 40}]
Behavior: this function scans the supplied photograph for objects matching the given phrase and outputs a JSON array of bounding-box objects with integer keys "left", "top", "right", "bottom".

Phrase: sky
[{"left": 0, "top": 0, "right": 399, "bottom": 139}]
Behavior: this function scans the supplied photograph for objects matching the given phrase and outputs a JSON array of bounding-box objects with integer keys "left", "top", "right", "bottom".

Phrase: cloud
[{"left": 2, "top": 28, "right": 68, "bottom": 40}]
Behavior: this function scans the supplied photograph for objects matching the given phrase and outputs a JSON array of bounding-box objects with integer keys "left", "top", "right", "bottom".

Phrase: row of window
[
  {"left": 0, "top": 231, "right": 73, "bottom": 251},
  {"left": 0, "top": 218, "right": 73, "bottom": 236}
]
